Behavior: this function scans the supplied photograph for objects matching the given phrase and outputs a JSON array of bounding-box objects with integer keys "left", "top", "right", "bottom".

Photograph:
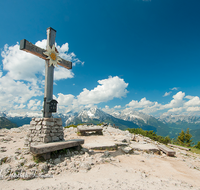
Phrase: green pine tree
[
  {"left": 185, "top": 128, "right": 192, "bottom": 147},
  {"left": 164, "top": 136, "right": 171, "bottom": 144},
  {"left": 177, "top": 130, "right": 185, "bottom": 145},
  {"left": 195, "top": 141, "right": 200, "bottom": 149}
]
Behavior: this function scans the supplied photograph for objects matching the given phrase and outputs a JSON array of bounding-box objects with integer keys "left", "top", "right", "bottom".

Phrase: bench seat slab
[
  {"left": 157, "top": 144, "right": 176, "bottom": 156},
  {"left": 30, "top": 139, "right": 84, "bottom": 155}
]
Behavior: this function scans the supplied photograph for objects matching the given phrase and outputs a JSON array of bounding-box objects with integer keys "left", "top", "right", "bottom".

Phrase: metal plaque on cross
[{"left": 20, "top": 27, "right": 72, "bottom": 118}]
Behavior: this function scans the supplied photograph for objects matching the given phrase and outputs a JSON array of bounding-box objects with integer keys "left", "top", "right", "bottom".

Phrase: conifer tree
[
  {"left": 177, "top": 130, "right": 185, "bottom": 145},
  {"left": 185, "top": 128, "right": 192, "bottom": 146},
  {"left": 195, "top": 141, "right": 200, "bottom": 149}
]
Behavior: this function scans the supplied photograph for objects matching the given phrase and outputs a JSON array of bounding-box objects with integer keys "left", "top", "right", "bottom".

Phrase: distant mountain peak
[
  {"left": 66, "top": 107, "right": 110, "bottom": 125},
  {"left": 110, "top": 109, "right": 149, "bottom": 124},
  {"left": 159, "top": 114, "right": 200, "bottom": 123}
]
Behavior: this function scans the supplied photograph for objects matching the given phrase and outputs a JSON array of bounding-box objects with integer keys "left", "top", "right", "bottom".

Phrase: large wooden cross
[{"left": 20, "top": 27, "right": 72, "bottom": 118}]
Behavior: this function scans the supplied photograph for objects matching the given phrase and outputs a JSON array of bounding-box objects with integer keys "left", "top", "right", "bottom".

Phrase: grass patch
[
  {"left": 128, "top": 128, "right": 171, "bottom": 145},
  {"left": 190, "top": 147, "right": 200, "bottom": 155},
  {"left": 33, "top": 155, "right": 45, "bottom": 163},
  {"left": 64, "top": 124, "right": 78, "bottom": 128},
  {"left": 92, "top": 146, "right": 117, "bottom": 151},
  {"left": 77, "top": 131, "right": 81, "bottom": 136},
  {"left": 170, "top": 143, "right": 200, "bottom": 155},
  {"left": 96, "top": 123, "right": 104, "bottom": 126}
]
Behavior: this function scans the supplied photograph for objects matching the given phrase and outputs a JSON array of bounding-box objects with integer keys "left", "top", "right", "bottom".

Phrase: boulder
[
  {"left": 104, "top": 151, "right": 110, "bottom": 157},
  {"left": 39, "top": 163, "right": 49, "bottom": 174},
  {"left": 0, "top": 164, "right": 11, "bottom": 176},
  {"left": 24, "top": 161, "right": 36, "bottom": 169},
  {"left": 54, "top": 158, "right": 61, "bottom": 165},
  {"left": 79, "top": 162, "right": 91, "bottom": 171},
  {"left": 121, "top": 147, "right": 134, "bottom": 154}
]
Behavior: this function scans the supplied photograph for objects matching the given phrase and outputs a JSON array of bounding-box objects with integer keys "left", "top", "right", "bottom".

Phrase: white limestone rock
[
  {"left": 24, "top": 161, "right": 36, "bottom": 169},
  {"left": 54, "top": 158, "right": 61, "bottom": 165},
  {"left": 0, "top": 163, "right": 11, "bottom": 176},
  {"left": 79, "top": 162, "right": 91, "bottom": 171},
  {"left": 121, "top": 147, "right": 134, "bottom": 154},
  {"left": 10, "top": 128, "right": 21, "bottom": 133},
  {"left": 39, "top": 163, "right": 49, "bottom": 174},
  {"left": 104, "top": 151, "right": 110, "bottom": 157}
]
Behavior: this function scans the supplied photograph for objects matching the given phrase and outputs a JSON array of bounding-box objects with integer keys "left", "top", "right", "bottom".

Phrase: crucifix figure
[{"left": 20, "top": 27, "right": 72, "bottom": 118}]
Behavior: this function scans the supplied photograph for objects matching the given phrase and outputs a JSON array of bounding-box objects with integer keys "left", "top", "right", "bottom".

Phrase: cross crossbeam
[{"left": 20, "top": 39, "right": 72, "bottom": 69}]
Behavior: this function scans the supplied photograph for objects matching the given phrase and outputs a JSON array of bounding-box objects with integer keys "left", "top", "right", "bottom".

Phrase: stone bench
[
  {"left": 30, "top": 139, "right": 84, "bottom": 159},
  {"left": 157, "top": 144, "right": 176, "bottom": 156},
  {"left": 77, "top": 125, "right": 103, "bottom": 136}
]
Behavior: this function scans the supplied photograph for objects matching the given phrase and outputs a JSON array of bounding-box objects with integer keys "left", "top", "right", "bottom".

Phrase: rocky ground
[{"left": 0, "top": 125, "right": 200, "bottom": 190}]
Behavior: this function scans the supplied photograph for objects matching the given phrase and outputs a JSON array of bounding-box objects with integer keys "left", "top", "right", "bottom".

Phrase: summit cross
[{"left": 20, "top": 27, "right": 72, "bottom": 118}]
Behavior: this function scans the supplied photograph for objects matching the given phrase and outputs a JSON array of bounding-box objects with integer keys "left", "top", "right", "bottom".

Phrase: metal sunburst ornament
[{"left": 43, "top": 44, "right": 62, "bottom": 67}]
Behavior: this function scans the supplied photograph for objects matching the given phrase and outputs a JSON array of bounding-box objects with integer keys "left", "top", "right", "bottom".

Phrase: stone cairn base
[{"left": 24, "top": 118, "right": 64, "bottom": 147}]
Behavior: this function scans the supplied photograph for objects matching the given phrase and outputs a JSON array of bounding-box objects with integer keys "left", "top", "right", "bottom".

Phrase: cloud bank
[
  {"left": 1, "top": 41, "right": 200, "bottom": 117},
  {"left": 126, "top": 91, "right": 200, "bottom": 116},
  {"left": 55, "top": 76, "right": 129, "bottom": 113},
  {"left": 0, "top": 40, "right": 83, "bottom": 111}
]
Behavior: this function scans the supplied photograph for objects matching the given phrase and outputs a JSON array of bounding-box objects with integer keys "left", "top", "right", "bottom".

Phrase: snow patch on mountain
[
  {"left": 87, "top": 111, "right": 95, "bottom": 117},
  {"left": 159, "top": 114, "right": 200, "bottom": 124},
  {"left": 65, "top": 107, "right": 111, "bottom": 125},
  {"left": 110, "top": 110, "right": 148, "bottom": 124}
]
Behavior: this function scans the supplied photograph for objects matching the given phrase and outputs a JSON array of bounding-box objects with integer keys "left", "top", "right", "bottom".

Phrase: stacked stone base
[{"left": 24, "top": 118, "right": 64, "bottom": 147}]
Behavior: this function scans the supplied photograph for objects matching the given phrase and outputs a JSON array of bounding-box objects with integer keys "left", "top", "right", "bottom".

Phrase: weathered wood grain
[
  {"left": 168, "top": 144, "right": 191, "bottom": 151},
  {"left": 77, "top": 128, "right": 103, "bottom": 132},
  {"left": 20, "top": 27, "right": 72, "bottom": 118},
  {"left": 157, "top": 144, "right": 176, "bottom": 156},
  {"left": 30, "top": 139, "right": 84, "bottom": 154},
  {"left": 77, "top": 126, "right": 103, "bottom": 136},
  {"left": 20, "top": 39, "right": 72, "bottom": 69}
]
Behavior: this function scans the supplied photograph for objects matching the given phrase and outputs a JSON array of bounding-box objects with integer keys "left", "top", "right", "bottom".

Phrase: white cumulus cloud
[
  {"left": 54, "top": 67, "right": 74, "bottom": 80},
  {"left": 27, "top": 99, "right": 42, "bottom": 110},
  {"left": 52, "top": 76, "right": 129, "bottom": 113},
  {"left": 0, "top": 39, "right": 83, "bottom": 112},
  {"left": 114, "top": 105, "right": 121, "bottom": 109},
  {"left": 1, "top": 43, "right": 44, "bottom": 82},
  {"left": 124, "top": 91, "right": 200, "bottom": 116},
  {"left": 163, "top": 91, "right": 172, "bottom": 97},
  {"left": 186, "top": 107, "right": 200, "bottom": 112},
  {"left": 126, "top": 97, "right": 154, "bottom": 108},
  {"left": 77, "top": 76, "right": 128, "bottom": 105},
  {"left": 171, "top": 87, "right": 178, "bottom": 91},
  {"left": 102, "top": 105, "right": 116, "bottom": 114},
  {"left": 60, "top": 43, "right": 69, "bottom": 52},
  {"left": 0, "top": 75, "right": 42, "bottom": 111},
  {"left": 164, "top": 91, "right": 185, "bottom": 109},
  {"left": 184, "top": 96, "right": 200, "bottom": 107},
  {"left": 167, "top": 107, "right": 184, "bottom": 113},
  {"left": 56, "top": 93, "right": 75, "bottom": 106}
]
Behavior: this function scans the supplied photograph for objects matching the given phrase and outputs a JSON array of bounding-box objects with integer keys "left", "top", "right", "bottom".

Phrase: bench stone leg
[
  {"left": 41, "top": 152, "right": 51, "bottom": 160},
  {"left": 76, "top": 145, "right": 82, "bottom": 151},
  {"left": 97, "top": 130, "right": 103, "bottom": 135},
  {"left": 81, "top": 131, "right": 86, "bottom": 136}
]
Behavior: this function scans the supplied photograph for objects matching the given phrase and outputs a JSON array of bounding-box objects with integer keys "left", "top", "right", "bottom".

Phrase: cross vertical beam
[
  {"left": 20, "top": 27, "right": 72, "bottom": 118},
  {"left": 43, "top": 27, "right": 56, "bottom": 118}
]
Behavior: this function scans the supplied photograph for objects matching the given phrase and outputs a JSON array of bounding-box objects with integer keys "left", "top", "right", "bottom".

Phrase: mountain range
[
  {"left": 0, "top": 108, "right": 199, "bottom": 144},
  {"left": 0, "top": 117, "right": 18, "bottom": 129}
]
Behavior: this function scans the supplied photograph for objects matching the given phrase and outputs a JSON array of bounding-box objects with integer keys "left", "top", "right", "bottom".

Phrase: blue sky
[{"left": 1, "top": 0, "right": 200, "bottom": 117}]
